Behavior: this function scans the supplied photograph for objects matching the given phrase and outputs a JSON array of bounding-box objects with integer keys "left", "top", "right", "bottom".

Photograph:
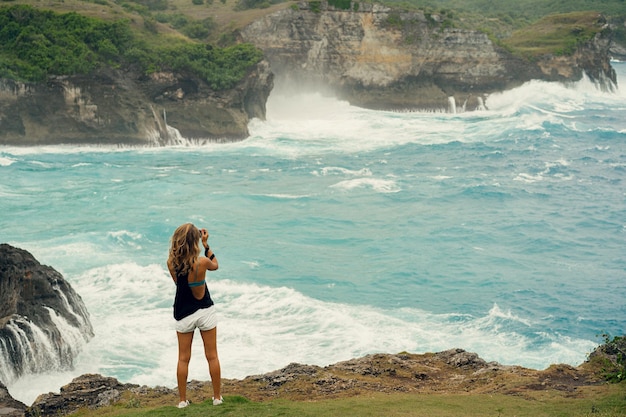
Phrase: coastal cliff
[
  {"left": 0, "top": 61, "right": 273, "bottom": 145},
  {"left": 241, "top": 2, "right": 617, "bottom": 112}
]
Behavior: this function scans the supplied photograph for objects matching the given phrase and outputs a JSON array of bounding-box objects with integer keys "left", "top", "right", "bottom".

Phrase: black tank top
[{"left": 173, "top": 265, "right": 214, "bottom": 321}]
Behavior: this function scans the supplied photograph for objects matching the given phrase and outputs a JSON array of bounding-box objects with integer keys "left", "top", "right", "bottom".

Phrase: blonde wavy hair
[{"left": 168, "top": 223, "right": 201, "bottom": 277}]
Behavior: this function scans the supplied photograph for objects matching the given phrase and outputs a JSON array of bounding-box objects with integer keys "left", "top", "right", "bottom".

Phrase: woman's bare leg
[
  {"left": 200, "top": 327, "right": 221, "bottom": 400},
  {"left": 176, "top": 331, "right": 194, "bottom": 402}
]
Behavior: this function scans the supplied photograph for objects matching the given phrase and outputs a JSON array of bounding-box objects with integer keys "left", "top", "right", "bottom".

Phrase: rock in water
[{"left": 0, "top": 244, "right": 94, "bottom": 386}]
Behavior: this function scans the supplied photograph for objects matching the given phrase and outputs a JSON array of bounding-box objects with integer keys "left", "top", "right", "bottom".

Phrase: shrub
[
  {"left": 309, "top": 1, "right": 321, "bottom": 13},
  {"left": 143, "top": 16, "right": 159, "bottom": 33},
  {"left": 157, "top": 42, "right": 263, "bottom": 90},
  {"left": 597, "top": 334, "right": 626, "bottom": 383},
  {"left": 168, "top": 13, "right": 189, "bottom": 29},
  {"left": 328, "top": 0, "right": 351, "bottom": 10},
  {"left": 182, "top": 21, "right": 209, "bottom": 39},
  {"left": 133, "top": 0, "right": 169, "bottom": 11},
  {"left": 0, "top": 5, "right": 134, "bottom": 80}
]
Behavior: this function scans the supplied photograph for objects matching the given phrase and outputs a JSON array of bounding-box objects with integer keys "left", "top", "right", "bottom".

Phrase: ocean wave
[
  {"left": 0, "top": 155, "right": 16, "bottom": 166},
  {"left": 77, "top": 265, "right": 600, "bottom": 378}
]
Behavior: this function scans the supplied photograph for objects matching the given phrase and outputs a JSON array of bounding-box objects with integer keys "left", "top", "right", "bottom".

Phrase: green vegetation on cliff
[
  {"left": 0, "top": 4, "right": 262, "bottom": 89},
  {"left": 504, "top": 11, "right": 610, "bottom": 58}
]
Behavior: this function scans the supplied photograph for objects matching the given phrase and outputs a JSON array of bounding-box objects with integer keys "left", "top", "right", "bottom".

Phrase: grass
[
  {"left": 67, "top": 385, "right": 626, "bottom": 417},
  {"left": 503, "top": 11, "right": 606, "bottom": 58}
]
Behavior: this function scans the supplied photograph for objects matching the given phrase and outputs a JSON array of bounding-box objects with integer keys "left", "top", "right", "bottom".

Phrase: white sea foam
[
  {"left": 107, "top": 230, "right": 144, "bottom": 249},
  {"left": 259, "top": 193, "right": 311, "bottom": 199},
  {"left": 514, "top": 158, "right": 575, "bottom": 184},
  {"left": 316, "top": 166, "right": 373, "bottom": 177},
  {"left": 514, "top": 173, "right": 544, "bottom": 183},
  {"left": 247, "top": 92, "right": 469, "bottom": 156},
  {"left": 330, "top": 177, "right": 400, "bottom": 193},
  {"left": 0, "top": 155, "right": 16, "bottom": 166}
]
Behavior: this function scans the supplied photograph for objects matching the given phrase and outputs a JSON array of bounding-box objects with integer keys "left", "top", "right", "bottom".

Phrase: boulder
[{"left": 0, "top": 244, "right": 94, "bottom": 386}]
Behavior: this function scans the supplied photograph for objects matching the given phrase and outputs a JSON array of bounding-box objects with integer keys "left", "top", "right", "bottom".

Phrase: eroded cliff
[
  {"left": 0, "top": 61, "right": 273, "bottom": 145},
  {"left": 241, "top": 2, "right": 616, "bottom": 111}
]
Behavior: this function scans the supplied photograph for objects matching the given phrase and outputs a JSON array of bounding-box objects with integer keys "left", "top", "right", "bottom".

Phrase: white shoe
[
  {"left": 212, "top": 396, "right": 223, "bottom": 406},
  {"left": 177, "top": 400, "right": 189, "bottom": 408}
]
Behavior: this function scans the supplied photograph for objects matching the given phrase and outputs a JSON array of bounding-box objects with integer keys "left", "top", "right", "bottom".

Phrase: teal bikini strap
[{"left": 188, "top": 260, "right": 205, "bottom": 287}]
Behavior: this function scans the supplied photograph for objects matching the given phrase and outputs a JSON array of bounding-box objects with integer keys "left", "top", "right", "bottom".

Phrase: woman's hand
[{"left": 200, "top": 228, "right": 209, "bottom": 247}]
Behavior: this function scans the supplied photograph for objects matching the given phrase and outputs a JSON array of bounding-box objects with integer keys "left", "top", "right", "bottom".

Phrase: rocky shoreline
[{"left": 0, "top": 342, "right": 623, "bottom": 416}]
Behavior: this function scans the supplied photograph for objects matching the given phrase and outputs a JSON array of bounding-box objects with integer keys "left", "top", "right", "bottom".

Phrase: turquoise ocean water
[{"left": 2, "top": 63, "right": 625, "bottom": 404}]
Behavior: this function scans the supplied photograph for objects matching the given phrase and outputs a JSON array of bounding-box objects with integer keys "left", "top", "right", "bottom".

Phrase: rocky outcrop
[
  {"left": 608, "top": 17, "right": 626, "bottom": 61},
  {"left": 26, "top": 374, "right": 139, "bottom": 417},
  {"left": 0, "top": 381, "right": 26, "bottom": 417},
  {"left": 533, "top": 30, "right": 616, "bottom": 93},
  {"left": 0, "top": 60, "right": 273, "bottom": 145},
  {"left": 241, "top": 2, "right": 616, "bottom": 111},
  {"left": 0, "top": 244, "right": 93, "bottom": 386}
]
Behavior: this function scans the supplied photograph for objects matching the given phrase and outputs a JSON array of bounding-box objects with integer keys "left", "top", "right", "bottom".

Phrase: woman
[{"left": 167, "top": 223, "right": 222, "bottom": 408}]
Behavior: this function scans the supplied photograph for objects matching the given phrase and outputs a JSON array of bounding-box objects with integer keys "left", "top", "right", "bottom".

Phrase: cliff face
[
  {"left": 0, "top": 60, "right": 273, "bottom": 145},
  {"left": 241, "top": 2, "right": 616, "bottom": 111},
  {"left": 0, "top": 244, "right": 94, "bottom": 386}
]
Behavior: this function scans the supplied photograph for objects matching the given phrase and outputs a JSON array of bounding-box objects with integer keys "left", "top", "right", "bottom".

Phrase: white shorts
[{"left": 175, "top": 306, "right": 217, "bottom": 333}]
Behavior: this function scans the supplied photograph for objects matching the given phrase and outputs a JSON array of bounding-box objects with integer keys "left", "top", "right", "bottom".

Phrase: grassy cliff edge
[{"left": 26, "top": 337, "right": 626, "bottom": 417}]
